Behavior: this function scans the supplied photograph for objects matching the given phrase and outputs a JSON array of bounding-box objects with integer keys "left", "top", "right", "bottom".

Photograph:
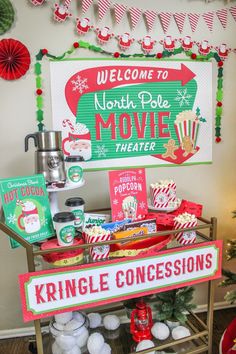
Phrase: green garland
[{"left": 34, "top": 40, "right": 224, "bottom": 142}]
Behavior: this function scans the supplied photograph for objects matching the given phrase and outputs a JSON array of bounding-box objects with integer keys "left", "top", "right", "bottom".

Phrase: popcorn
[
  {"left": 174, "top": 212, "right": 197, "bottom": 224},
  {"left": 85, "top": 226, "right": 110, "bottom": 238},
  {"left": 175, "top": 110, "right": 198, "bottom": 123},
  {"left": 174, "top": 110, "right": 200, "bottom": 149},
  {"left": 103, "top": 315, "right": 120, "bottom": 330},
  {"left": 150, "top": 179, "right": 174, "bottom": 188},
  {"left": 85, "top": 226, "right": 111, "bottom": 261},
  {"left": 174, "top": 213, "right": 197, "bottom": 245}
]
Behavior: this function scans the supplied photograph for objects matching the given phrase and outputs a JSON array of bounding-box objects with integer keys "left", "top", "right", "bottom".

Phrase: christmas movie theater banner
[
  {"left": 19, "top": 240, "right": 222, "bottom": 321},
  {"left": 50, "top": 59, "right": 213, "bottom": 171}
]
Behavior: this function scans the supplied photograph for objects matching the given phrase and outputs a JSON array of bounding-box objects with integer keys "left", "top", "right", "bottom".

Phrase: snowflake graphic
[
  {"left": 71, "top": 75, "right": 89, "bottom": 94},
  {"left": 118, "top": 211, "right": 124, "bottom": 219},
  {"left": 174, "top": 88, "right": 192, "bottom": 107},
  {"left": 139, "top": 201, "right": 146, "bottom": 210},
  {"left": 7, "top": 213, "right": 17, "bottom": 225},
  {"left": 113, "top": 199, "right": 119, "bottom": 205},
  {"left": 95, "top": 145, "right": 108, "bottom": 158}
]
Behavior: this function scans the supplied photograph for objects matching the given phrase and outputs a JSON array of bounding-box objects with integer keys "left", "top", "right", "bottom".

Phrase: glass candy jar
[{"left": 49, "top": 312, "right": 89, "bottom": 354}]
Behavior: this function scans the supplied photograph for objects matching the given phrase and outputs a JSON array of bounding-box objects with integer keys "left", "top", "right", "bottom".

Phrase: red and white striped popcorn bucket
[
  {"left": 150, "top": 186, "right": 170, "bottom": 208},
  {"left": 168, "top": 181, "right": 177, "bottom": 202},
  {"left": 174, "top": 119, "right": 200, "bottom": 148},
  {"left": 85, "top": 232, "right": 111, "bottom": 261},
  {"left": 174, "top": 219, "right": 197, "bottom": 245}
]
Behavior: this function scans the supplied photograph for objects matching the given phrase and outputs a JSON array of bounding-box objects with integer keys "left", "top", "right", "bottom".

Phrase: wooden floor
[{"left": 0, "top": 308, "right": 235, "bottom": 354}]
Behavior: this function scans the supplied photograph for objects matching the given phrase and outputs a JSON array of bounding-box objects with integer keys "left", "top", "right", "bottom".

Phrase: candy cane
[
  {"left": 64, "top": 0, "right": 72, "bottom": 7},
  {"left": 16, "top": 199, "right": 25, "bottom": 208},
  {"left": 62, "top": 119, "right": 75, "bottom": 132}
]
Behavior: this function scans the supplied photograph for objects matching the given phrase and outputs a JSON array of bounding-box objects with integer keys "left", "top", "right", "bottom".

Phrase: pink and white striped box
[
  {"left": 168, "top": 181, "right": 177, "bottom": 202},
  {"left": 85, "top": 230, "right": 111, "bottom": 261},
  {"left": 150, "top": 185, "right": 170, "bottom": 208},
  {"left": 174, "top": 219, "right": 197, "bottom": 245}
]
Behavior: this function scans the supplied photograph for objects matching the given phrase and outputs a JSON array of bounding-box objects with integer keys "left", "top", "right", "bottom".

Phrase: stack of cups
[
  {"left": 85, "top": 226, "right": 111, "bottom": 261},
  {"left": 173, "top": 213, "right": 197, "bottom": 245},
  {"left": 65, "top": 197, "right": 85, "bottom": 230}
]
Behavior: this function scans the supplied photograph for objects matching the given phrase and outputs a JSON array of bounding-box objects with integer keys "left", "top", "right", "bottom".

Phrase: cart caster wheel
[{"left": 29, "top": 342, "right": 38, "bottom": 354}]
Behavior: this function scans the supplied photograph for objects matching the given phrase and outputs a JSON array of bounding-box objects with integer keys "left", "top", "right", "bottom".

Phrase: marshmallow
[
  {"left": 75, "top": 327, "right": 89, "bottom": 348},
  {"left": 100, "top": 343, "right": 112, "bottom": 354},
  {"left": 103, "top": 315, "right": 120, "bottom": 331},
  {"left": 136, "top": 340, "right": 155, "bottom": 354},
  {"left": 55, "top": 312, "right": 73, "bottom": 325},
  {"left": 87, "top": 333, "right": 105, "bottom": 354},
  {"left": 88, "top": 313, "right": 102, "bottom": 328},
  {"left": 172, "top": 326, "right": 191, "bottom": 340},
  {"left": 56, "top": 335, "right": 76, "bottom": 351},
  {"left": 151, "top": 322, "right": 170, "bottom": 340}
]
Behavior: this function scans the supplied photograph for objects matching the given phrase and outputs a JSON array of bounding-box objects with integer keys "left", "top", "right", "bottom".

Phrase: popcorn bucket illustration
[
  {"left": 122, "top": 196, "right": 138, "bottom": 220},
  {"left": 174, "top": 111, "right": 200, "bottom": 149},
  {"left": 62, "top": 131, "right": 92, "bottom": 160}
]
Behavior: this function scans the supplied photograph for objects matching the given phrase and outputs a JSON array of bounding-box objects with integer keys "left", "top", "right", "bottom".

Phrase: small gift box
[
  {"left": 85, "top": 226, "right": 111, "bottom": 261},
  {"left": 174, "top": 213, "right": 197, "bottom": 245}
]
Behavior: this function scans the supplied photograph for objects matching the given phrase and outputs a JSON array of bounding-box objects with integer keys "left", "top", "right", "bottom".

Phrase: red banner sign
[{"left": 19, "top": 240, "right": 222, "bottom": 322}]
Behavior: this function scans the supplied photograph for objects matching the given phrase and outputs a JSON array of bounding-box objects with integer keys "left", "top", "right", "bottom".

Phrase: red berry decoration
[
  {"left": 114, "top": 52, "right": 120, "bottom": 58},
  {"left": 217, "top": 101, "right": 222, "bottom": 107},
  {"left": 191, "top": 53, "right": 197, "bottom": 60},
  {"left": 73, "top": 42, "right": 79, "bottom": 48},
  {"left": 36, "top": 89, "right": 43, "bottom": 95},
  {"left": 41, "top": 49, "right": 48, "bottom": 55},
  {"left": 156, "top": 53, "right": 162, "bottom": 59},
  {"left": 218, "top": 61, "right": 223, "bottom": 67},
  {"left": 215, "top": 137, "right": 221, "bottom": 143}
]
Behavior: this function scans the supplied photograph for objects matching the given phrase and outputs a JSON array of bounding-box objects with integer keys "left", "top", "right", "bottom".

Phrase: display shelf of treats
[{"left": 0, "top": 213, "right": 217, "bottom": 354}]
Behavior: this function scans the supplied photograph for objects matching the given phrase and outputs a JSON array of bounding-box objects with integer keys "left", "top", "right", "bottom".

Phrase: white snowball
[
  {"left": 55, "top": 312, "right": 73, "bottom": 325},
  {"left": 64, "top": 319, "right": 82, "bottom": 331},
  {"left": 136, "top": 340, "right": 155, "bottom": 354},
  {"left": 56, "top": 335, "right": 76, "bottom": 351},
  {"left": 172, "top": 326, "right": 191, "bottom": 340},
  {"left": 63, "top": 346, "right": 82, "bottom": 354},
  {"left": 87, "top": 333, "right": 105, "bottom": 354},
  {"left": 88, "top": 313, "right": 102, "bottom": 328},
  {"left": 52, "top": 342, "right": 63, "bottom": 354},
  {"left": 100, "top": 343, "right": 111, "bottom": 354},
  {"left": 73, "top": 312, "right": 85, "bottom": 325},
  {"left": 151, "top": 322, "right": 170, "bottom": 340},
  {"left": 75, "top": 327, "right": 89, "bottom": 348},
  {"left": 103, "top": 315, "right": 120, "bottom": 330}
]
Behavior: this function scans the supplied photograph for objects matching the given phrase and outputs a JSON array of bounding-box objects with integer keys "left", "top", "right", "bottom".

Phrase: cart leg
[{"left": 35, "top": 319, "right": 44, "bottom": 354}]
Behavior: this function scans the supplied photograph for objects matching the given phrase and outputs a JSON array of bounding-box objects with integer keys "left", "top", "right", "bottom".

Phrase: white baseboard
[{"left": 0, "top": 301, "right": 235, "bottom": 340}]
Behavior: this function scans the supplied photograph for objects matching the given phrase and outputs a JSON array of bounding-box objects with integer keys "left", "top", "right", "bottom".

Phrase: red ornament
[
  {"left": 217, "top": 101, "right": 222, "bottom": 107},
  {"left": 41, "top": 48, "right": 48, "bottom": 55},
  {"left": 73, "top": 42, "right": 79, "bottom": 48},
  {"left": 130, "top": 299, "right": 153, "bottom": 342},
  {"left": 156, "top": 53, "right": 162, "bottom": 59},
  {"left": 191, "top": 53, "right": 197, "bottom": 60},
  {"left": 114, "top": 52, "right": 120, "bottom": 58},
  {"left": 36, "top": 89, "right": 43, "bottom": 95},
  {"left": 218, "top": 61, "right": 224, "bottom": 67},
  {"left": 216, "top": 137, "right": 221, "bottom": 143},
  {"left": 0, "top": 39, "right": 31, "bottom": 80}
]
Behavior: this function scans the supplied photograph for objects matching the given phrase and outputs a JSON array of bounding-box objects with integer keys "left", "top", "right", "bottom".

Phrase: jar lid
[
  {"left": 53, "top": 212, "right": 75, "bottom": 223},
  {"left": 65, "top": 156, "right": 84, "bottom": 162},
  {"left": 65, "top": 197, "right": 85, "bottom": 207}
]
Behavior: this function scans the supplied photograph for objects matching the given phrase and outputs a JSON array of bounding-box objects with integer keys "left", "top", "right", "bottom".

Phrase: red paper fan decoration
[{"left": 0, "top": 39, "right": 31, "bottom": 80}]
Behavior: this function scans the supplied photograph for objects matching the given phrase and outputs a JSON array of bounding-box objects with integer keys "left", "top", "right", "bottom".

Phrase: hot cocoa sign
[
  {"left": 50, "top": 59, "right": 213, "bottom": 170},
  {"left": 19, "top": 240, "right": 222, "bottom": 322}
]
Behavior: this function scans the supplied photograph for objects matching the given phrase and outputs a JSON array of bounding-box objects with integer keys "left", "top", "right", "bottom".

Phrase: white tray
[{"left": 148, "top": 198, "right": 182, "bottom": 213}]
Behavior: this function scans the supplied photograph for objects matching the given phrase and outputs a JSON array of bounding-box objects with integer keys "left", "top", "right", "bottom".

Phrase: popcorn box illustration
[
  {"left": 122, "top": 196, "right": 138, "bottom": 220},
  {"left": 174, "top": 213, "right": 197, "bottom": 245},
  {"left": 174, "top": 110, "right": 200, "bottom": 151}
]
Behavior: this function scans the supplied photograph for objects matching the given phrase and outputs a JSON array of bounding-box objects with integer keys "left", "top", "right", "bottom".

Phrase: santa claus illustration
[
  {"left": 179, "top": 36, "right": 194, "bottom": 51},
  {"left": 197, "top": 40, "right": 213, "bottom": 56},
  {"left": 117, "top": 33, "right": 134, "bottom": 51},
  {"left": 96, "top": 27, "right": 114, "bottom": 45},
  {"left": 76, "top": 18, "right": 93, "bottom": 35},
  {"left": 54, "top": 3, "right": 72, "bottom": 22},
  {"left": 215, "top": 43, "right": 231, "bottom": 60},
  {"left": 160, "top": 35, "right": 177, "bottom": 52},
  {"left": 139, "top": 35, "right": 156, "bottom": 54}
]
